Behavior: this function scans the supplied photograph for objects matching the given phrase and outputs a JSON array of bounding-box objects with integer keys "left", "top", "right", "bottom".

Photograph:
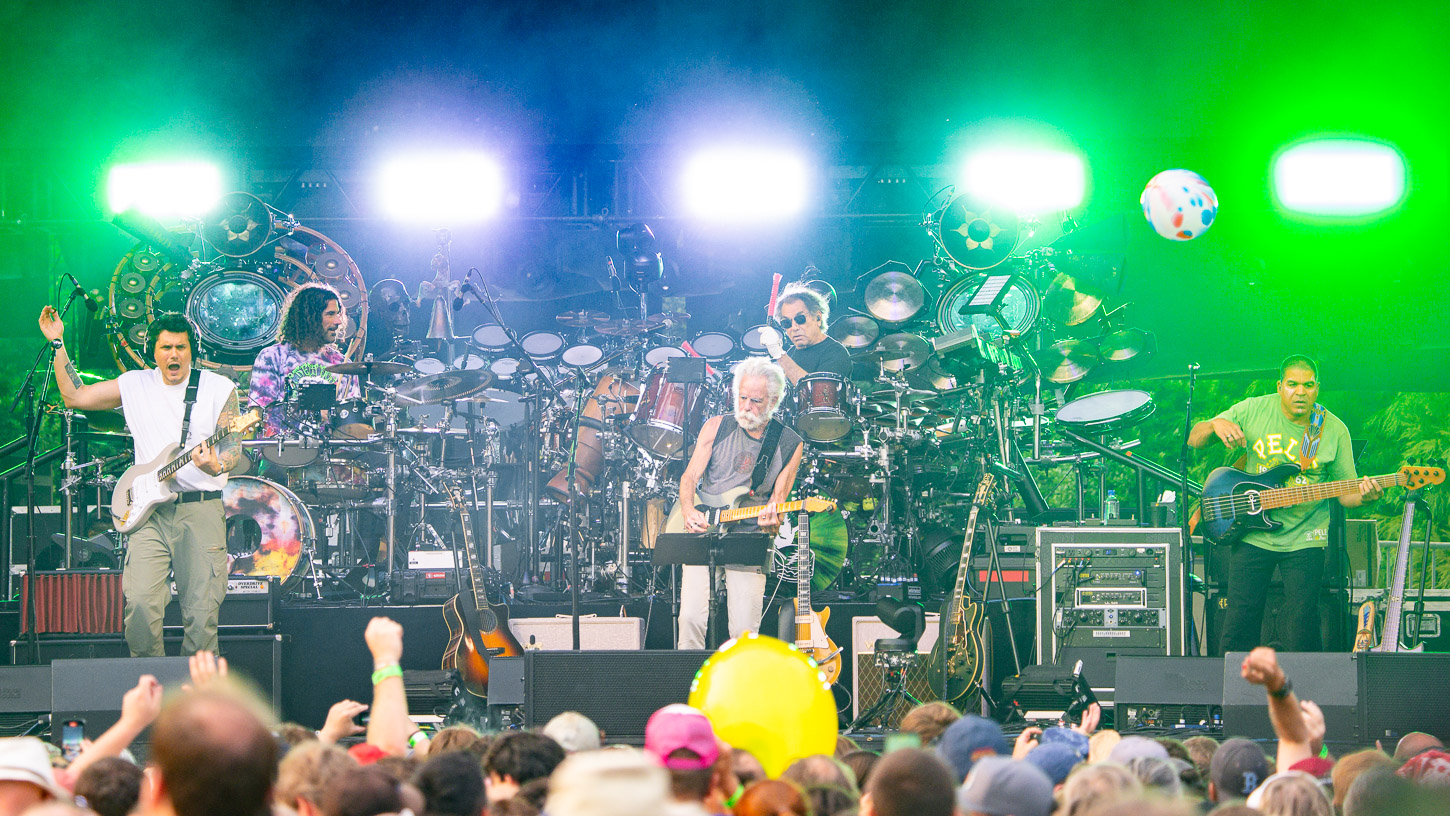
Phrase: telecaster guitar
[
  {"left": 111, "top": 409, "right": 261, "bottom": 533},
  {"left": 1198, "top": 464, "right": 1442, "bottom": 546}
]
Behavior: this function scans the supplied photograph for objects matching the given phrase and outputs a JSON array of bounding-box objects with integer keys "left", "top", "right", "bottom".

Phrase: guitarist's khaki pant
[
  {"left": 122, "top": 500, "right": 228, "bottom": 657},
  {"left": 678, "top": 566, "right": 766, "bottom": 649}
]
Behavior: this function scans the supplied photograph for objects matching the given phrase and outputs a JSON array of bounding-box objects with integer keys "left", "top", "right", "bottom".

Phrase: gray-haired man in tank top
[{"left": 676, "top": 358, "right": 804, "bottom": 649}]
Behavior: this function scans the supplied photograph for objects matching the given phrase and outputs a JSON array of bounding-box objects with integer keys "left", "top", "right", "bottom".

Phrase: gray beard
[{"left": 735, "top": 407, "right": 769, "bottom": 433}]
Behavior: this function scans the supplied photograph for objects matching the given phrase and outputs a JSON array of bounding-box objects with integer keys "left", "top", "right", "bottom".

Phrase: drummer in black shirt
[{"left": 759, "top": 283, "right": 854, "bottom": 384}]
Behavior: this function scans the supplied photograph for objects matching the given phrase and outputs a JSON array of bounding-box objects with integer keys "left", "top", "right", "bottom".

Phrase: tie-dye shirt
[{"left": 248, "top": 343, "right": 359, "bottom": 437}]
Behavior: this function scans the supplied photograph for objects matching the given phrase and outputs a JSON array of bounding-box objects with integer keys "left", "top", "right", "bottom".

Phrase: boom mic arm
[{"left": 111, "top": 209, "right": 197, "bottom": 270}]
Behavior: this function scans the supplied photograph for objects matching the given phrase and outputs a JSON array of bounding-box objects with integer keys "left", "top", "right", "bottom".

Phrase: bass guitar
[
  {"left": 662, "top": 486, "right": 837, "bottom": 534},
  {"left": 1371, "top": 490, "right": 1429, "bottom": 653},
  {"left": 930, "top": 473, "right": 994, "bottom": 705},
  {"left": 441, "top": 481, "right": 523, "bottom": 698},
  {"left": 792, "top": 510, "right": 842, "bottom": 683},
  {"left": 1198, "top": 464, "right": 1443, "bottom": 546},
  {"left": 111, "top": 408, "right": 261, "bottom": 533}
]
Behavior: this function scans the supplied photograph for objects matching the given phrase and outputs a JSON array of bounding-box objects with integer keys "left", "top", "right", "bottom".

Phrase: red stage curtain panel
[{"left": 20, "top": 570, "right": 124, "bottom": 634}]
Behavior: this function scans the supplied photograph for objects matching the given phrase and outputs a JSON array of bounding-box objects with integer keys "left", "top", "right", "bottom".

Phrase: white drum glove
[{"left": 758, "top": 326, "right": 786, "bottom": 360}]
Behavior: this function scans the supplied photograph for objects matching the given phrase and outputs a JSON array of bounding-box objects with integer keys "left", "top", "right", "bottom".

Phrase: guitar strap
[
  {"left": 1299, "top": 404, "right": 1327, "bottom": 469},
  {"left": 749, "top": 419, "right": 785, "bottom": 498},
  {"left": 179, "top": 368, "right": 201, "bottom": 447}
]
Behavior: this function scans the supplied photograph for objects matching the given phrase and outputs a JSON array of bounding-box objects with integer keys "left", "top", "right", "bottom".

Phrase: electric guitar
[
  {"left": 792, "top": 510, "right": 842, "bottom": 683},
  {"left": 930, "top": 473, "right": 994, "bottom": 705},
  {"left": 111, "top": 409, "right": 262, "bottom": 533},
  {"left": 662, "top": 486, "right": 837, "bottom": 534},
  {"left": 441, "top": 481, "right": 524, "bottom": 698},
  {"left": 1197, "top": 464, "right": 1443, "bottom": 546},
  {"left": 1371, "top": 493, "right": 1428, "bottom": 653}
]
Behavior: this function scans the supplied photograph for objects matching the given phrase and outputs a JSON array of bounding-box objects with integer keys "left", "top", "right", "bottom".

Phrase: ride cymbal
[
  {"left": 555, "top": 310, "right": 610, "bottom": 328},
  {"left": 395, "top": 369, "right": 495, "bottom": 404}
]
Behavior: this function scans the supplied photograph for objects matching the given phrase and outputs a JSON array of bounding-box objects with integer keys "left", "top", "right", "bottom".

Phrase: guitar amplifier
[
  {"left": 391, "top": 570, "right": 460, "bottom": 604},
  {"left": 851, "top": 614, "right": 939, "bottom": 727},
  {"left": 165, "top": 576, "right": 279, "bottom": 630}
]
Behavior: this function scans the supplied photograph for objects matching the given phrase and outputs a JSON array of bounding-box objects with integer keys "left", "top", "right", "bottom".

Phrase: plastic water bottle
[{"left": 1103, "top": 489, "right": 1120, "bottom": 520}]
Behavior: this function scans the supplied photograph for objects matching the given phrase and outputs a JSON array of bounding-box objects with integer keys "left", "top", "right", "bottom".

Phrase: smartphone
[
  {"left": 883, "top": 731, "right": 921, "bottom": 754},
  {"left": 60, "top": 719, "right": 85, "bottom": 761}
]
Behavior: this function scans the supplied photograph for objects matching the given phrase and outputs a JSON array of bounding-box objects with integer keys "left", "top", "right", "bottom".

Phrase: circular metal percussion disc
[
  {"left": 186, "top": 271, "right": 288, "bottom": 352},
  {"left": 555, "top": 310, "right": 610, "bottom": 328},
  {"left": 828, "top": 315, "right": 880, "bottom": 350},
  {"left": 1043, "top": 273, "right": 1104, "bottom": 326},
  {"left": 395, "top": 369, "right": 495, "bottom": 404},
  {"left": 864, "top": 271, "right": 926, "bottom": 323},
  {"left": 936, "top": 193, "right": 1021, "bottom": 270},
  {"left": 936, "top": 274, "right": 1041, "bottom": 340},
  {"left": 1033, "top": 338, "right": 1100, "bottom": 384},
  {"left": 871, "top": 333, "right": 931, "bottom": 372}
]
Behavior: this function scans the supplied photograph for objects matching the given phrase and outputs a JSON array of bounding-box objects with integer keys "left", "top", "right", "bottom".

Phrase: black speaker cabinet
[
  {"left": 0, "top": 665, "right": 52, "bottom": 737},
  {"left": 493, "top": 650, "right": 712, "bottom": 743},
  {"left": 1114, "top": 656, "right": 1224, "bottom": 731},
  {"left": 50, "top": 656, "right": 193, "bottom": 747},
  {"left": 1221, "top": 651, "right": 1357, "bottom": 740},
  {"left": 1357, "top": 653, "right": 1450, "bottom": 744}
]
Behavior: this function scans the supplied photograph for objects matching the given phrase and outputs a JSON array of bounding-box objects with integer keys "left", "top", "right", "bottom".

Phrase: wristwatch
[
  {"left": 50, "top": 338, "right": 63, "bottom": 350},
  {"left": 1268, "top": 677, "right": 1293, "bottom": 699}
]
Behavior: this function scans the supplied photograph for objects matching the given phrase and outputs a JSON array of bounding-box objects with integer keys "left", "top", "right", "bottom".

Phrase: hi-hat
[
  {"left": 1033, "top": 338, "right": 1099, "bottom": 383},
  {"left": 326, "top": 361, "right": 413, "bottom": 378},
  {"left": 871, "top": 333, "right": 931, "bottom": 371},
  {"left": 395, "top": 369, "right": 494, "bottom": 404},
  {"left": 555, "top": 310, "right": 610, "bottom": 327}
]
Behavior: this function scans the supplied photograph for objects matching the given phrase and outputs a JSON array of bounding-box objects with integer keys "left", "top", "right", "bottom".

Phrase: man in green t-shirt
[{"left": 1189, "top": 355, "right": 1382, "bottom": 652}]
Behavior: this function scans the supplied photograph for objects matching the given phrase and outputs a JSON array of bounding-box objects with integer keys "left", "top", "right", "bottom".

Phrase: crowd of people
[{"left": 1, "top": 621, "right": 1446, "bottom": 816}]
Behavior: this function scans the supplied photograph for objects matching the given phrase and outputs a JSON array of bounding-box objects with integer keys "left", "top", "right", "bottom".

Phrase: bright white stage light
[
  {"left": 377, "top": 152, "right": 506, "bottom": 222},
  {"left": 961, "top": 148, "right": 1086, "bottom": 213},
  {"left": 680, "top": 148, "right": 811, "bottom": 222},
  {"left": 1273, "top": 138, "right": 1406, "bottom": 217},
  {"left": 106, "top": 161, "right": 223, "bottom": 218}
]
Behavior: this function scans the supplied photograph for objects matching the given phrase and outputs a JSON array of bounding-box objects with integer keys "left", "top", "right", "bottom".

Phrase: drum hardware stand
[
  {"left": 59, "top": 409, "right": 81, "bottom": 569},
  {"left": 1180, "top": 362, "right": 1200, "bottom": 653}
]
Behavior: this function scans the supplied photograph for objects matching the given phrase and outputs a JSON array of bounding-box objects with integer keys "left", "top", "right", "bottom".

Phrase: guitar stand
[{"left": 847, "top": 647, "right": 922, "bottom": 732}]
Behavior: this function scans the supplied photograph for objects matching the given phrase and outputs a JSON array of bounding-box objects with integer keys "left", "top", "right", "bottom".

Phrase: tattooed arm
[{"left": 38, "top": 306, "right": 121, "bottom": 410}]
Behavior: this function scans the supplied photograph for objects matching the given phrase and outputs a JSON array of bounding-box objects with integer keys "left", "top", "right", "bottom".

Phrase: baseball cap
[
  {"left": 644, "top": 705, "right": 719, "bottom": 771},
  {"left": 1209, "top": 738, "right": 1272, "bottom": 799},
  {"left": 956, "top": 756, "right": 1053, "bottom": 816},
  {"left": 1108, "top": 735, "right": 1169, "bottom": 765},
  {"left": 1025, "top": 743, "right": 1082, "bottom": 785},
  {"left": 0, "top": 737, "right": 70, "bottom": 800},
  {"left": 1397, "top": 749, "right": 1450, "bottom": 787},
  {"left": 1039, "top": 726, "right": 1089, "bottom": 758},
  {"left": 936, "top": 715, "right": 1010, "bottom": 782}
]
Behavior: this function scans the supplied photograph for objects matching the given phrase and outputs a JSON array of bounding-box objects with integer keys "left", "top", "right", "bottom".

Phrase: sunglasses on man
[{"left": 775, "top": 313, "right": 810, "bottom": 329}]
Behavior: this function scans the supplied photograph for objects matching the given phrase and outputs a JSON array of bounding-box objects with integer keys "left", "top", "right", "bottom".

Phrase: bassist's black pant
[{"left": 1222, "top": 542, "right": 1325, "bottom": 653}]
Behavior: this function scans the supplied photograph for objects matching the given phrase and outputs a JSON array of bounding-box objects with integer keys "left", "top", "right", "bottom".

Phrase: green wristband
[{"left": 371, "top": 664, "right": 403, "bottom": 684}]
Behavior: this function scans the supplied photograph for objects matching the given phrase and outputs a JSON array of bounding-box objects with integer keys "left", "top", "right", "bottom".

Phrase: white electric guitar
[{"left": 111, "top": 409, "right": 261, "bottom": 533}]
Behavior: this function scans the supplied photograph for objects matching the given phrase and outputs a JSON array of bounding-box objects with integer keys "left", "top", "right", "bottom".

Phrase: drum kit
[{"left": 56, "top": 189, "right": 1168, "bottom": 602}]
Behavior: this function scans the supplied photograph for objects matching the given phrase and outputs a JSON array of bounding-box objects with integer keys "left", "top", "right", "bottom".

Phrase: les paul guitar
[
  {"left": 792, "top": 510, "right": 842, "bottom": 684},
  {"left": 930, "top": 473, "right": 994, "bottom": 705},
  {"left": 441, "top": 481, "right": 523, "bottom": 699},
  {"left": 111, "top": 408, "right": 261, "bottom": 533},
  {"left": 1198, "top": 463, "right": 1443, "bottom": 546}
]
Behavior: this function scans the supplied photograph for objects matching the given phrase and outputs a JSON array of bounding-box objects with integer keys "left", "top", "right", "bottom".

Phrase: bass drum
[
  {"left": 545, "top": 373, "right": 639, "bottom": 500},
  {"left": 224, "top": 476, "right": 314, "bottom": 589}
]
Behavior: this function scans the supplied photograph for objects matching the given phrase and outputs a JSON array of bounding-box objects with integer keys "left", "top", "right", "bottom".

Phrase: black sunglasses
[{"left": 775, "top": 313, "right": 810, "bottom": 329}]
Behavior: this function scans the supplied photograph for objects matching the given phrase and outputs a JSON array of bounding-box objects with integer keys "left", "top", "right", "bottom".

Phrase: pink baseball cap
[{"left": 644, "top": 704, "right": 719, "bottom": 770}]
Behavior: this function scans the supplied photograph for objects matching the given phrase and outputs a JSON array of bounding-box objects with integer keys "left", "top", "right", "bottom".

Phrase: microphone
[
  {"left": 62, "top": 271, "right": 99, "bottom": 312},
  {"left": 452, "top": 283, "right": 474, "bottom": 311},
  {"left": 111, "top": 209, "right": 196, "bottom": 269},
  {"left": 606, "top": 257, "right": 625, "bottom": 309}
]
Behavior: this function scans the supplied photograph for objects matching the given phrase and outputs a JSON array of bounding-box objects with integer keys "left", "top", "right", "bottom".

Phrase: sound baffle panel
[{"left": 519, "top": 650, "right": 713, "bottom": 741}]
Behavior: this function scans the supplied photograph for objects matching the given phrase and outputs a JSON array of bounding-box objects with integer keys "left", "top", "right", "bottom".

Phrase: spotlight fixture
[
  {"left": 1273, "top": 137, "right": 1406, "bottom": 217},
  {"left": 377, "top": 152, "right": 505, "bottom": 222},
  {"left": 962, "top": 148, "right": 1086, "bottom": 213},
  {"left": 616, "top": 223, "right": 663, "bottom": 283},
  {"left": 680, "top": 147, "right": 810, "bottom": 222},
  {"left": 106, "top": 161, "right": 222, "bottom": 218}
]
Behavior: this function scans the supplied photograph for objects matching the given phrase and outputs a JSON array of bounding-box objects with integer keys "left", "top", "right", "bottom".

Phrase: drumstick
[
  {"left": 679, "top": 340, "right": 718, "bottom": 377},
  {"left": 766, "top": 273, "right": 782, "bottom": 317}
]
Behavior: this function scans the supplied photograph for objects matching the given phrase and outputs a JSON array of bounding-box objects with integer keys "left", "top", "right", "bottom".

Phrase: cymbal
[
  {"left": 871, "top": 333, "right": 931, "bottom": 372},
  {"left": 1043, "top": 273, "right": 1104, "bottom": 326},
  {"left": 596, "top": 318, "right": 663, "bottom": 337},
  {"left": 395, "top": 369, "right": 495, "bottom": 404},
  {"left": 829, "top": 315, "right": 880, "bottom": 350},
  {"left": 863, "top": 348, "right": 913, "bottom": 363},
  {"left": 79, "top": 409, "right": 128, "bottom": 435},
  {"left": 647, "top": 311, "right": 691, "bottom": 323},
  {"left": 866, "top": 387, "right": 938, "bottom": 405},
  {"left": 1033, "top": 338, "right": 1099, "bottom": 383},
  {"left": 863, "top": 270, "right": 926, "bottom": 323},
  {"left": 326, "top": 361, "right": 414, "bottom": 378},
  {"left": 555, "top": 310, "right": 610, "bottom": 328}
]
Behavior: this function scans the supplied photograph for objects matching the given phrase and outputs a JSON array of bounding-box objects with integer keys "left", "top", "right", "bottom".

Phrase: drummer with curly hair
[
  {"left": 757, "top": 283, "right": 853, "bottom": 385},
  {"left": 248, "top": 282, "right": 359, "bottom": 438}
]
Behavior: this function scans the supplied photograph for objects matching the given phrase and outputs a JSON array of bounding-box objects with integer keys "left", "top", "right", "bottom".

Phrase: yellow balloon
[{"left": 688, "top": 633, "right": 837, "bottom": 777}]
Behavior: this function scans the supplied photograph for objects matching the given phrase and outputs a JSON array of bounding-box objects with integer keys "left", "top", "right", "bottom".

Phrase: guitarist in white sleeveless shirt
[
  {"left": 676, "top": 358, "right": 804, "bottom": 649},
  {"left": 1189, "top": 354, "right": 1381, "bottom": 652},
  {"left": 38, "top": 308, "right": 240, "bottom": 657}
]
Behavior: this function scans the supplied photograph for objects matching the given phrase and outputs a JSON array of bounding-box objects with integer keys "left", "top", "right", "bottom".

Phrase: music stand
[{"left": 654, "top": 532, "right": 773, "bottom": 648}]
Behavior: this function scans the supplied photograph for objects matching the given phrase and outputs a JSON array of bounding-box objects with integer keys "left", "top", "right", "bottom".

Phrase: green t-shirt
[{"left": 1214, "top": 393, "right": 1357, "bottom": 553}]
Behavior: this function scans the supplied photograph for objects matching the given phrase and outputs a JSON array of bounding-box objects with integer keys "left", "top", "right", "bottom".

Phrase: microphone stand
[
  {"left": 13, "top": 288, "right": 81, "bottom": 662},
  {"left": 1180, "top": 362, "right": 1199, "bottom": 655}
]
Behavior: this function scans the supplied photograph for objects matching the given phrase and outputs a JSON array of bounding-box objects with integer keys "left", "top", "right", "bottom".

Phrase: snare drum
[
  {"left": 1056, "top": 389, "right": 1155, "bottom": 435},
  {"left": 645, "top": 345, "right": 687, "bottom": 368},
  {"left": 794, "top": 373, "right": 855, "bottom": 443},
  {"left": 472, "top": 324, "right": 511, "bottom": 353},
  {"left": 560, "top": 343, "right": 604, "bottom": 368},
  {"left": 453, "top": 353, "right": 487, "bottom": 370},
  {"left": 520, "top": 330, "right": 565, "bottom": 360},
  {"left": 627, "top": 365, "right": 706, "bottom": 459},
  {"left": 224, "top": 476, "right": 314, "bottom": 588},
  {"left": 689, "top": 331, "right": 736, "bottom": 361},
  {"left": 331, "top": 400, "right": 375, "bottom": 439}
]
